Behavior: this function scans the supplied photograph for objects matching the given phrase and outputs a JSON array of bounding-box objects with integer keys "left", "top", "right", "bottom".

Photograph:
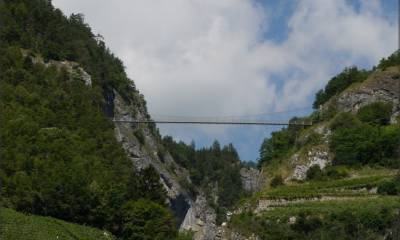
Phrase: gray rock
[
  {"left": 240, "top": 167, "right": 263, "bottom": 192},
  {"left": 334, "top": 69, "right": 399, "bottom": 121},
  {"left": 113, "top": 90, "right": 218, "bottom": 238},
  {"left": 292, "top": 148, "right": 330, "bottom": 180},
  {"left": 180, "top": 194, "right": 218, "bottom": 240}
]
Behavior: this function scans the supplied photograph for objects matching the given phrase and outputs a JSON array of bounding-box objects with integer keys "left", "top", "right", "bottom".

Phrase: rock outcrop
[
  {"left": 25, "top": 51, "right": 92, "bottom": 86},
  {"left": 112, "top": 90, "right": 218, "bottom": 238},
  {"left": 291, "top": 147, "right": 331, "bottom": 180},
  {"left": 180, "top": 194, "right": 218, "bottom": 240},
  {"left": 334, "top": 67, "right": 400, "bottom": 123},
  {"left": 240, "top": 167, "right": 263, "bottom": 192}
]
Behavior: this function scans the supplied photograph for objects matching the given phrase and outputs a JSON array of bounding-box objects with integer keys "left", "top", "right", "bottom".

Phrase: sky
[{"left": 52, "top": 0, "right": 398, "bottom": 162}]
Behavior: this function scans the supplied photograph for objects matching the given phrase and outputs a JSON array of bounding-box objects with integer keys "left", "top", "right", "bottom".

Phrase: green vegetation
[
  {"left": 258, "top": 122, "right": 303, "bottom": 168},
  {"left": 330, "top": 102, "right": 399, "bottom": 167},
  {"left": 260, "top": 175, "right": 391, "bottom": 200},
  {"left": 313, "top": 67, "right": 370, "bottom": 109},
  {"left": 162, "top": 137, "right": 246, "bottom": 223},
  {"left": 250, "top": 51, "right": 400, "bottom": 239},
  {"left": 377, "top": 175, "right": 400, "bottom": 196},
  {"left": 270, "top": 175, "right": 284, "bottom": 188},
  {"left": 120, "top": 199, "right": 177, "bottom": 240},
  {"left": 357, "top": 102, "right": 393, "bottom": 125},
  {"left": 0, "top": 208, "right": 115, "bottom": 240},
  {"left": 378, "top": 50, "right": 400, "bottom": 70},
  {"left": 329, "top": 112, "right": 361, "bottom": 131},
  {"left": 306, "top": 165, "right": 349, "bottom": 181},
  {"left": 230, "top": 197, "right": 400, "bottom": 240},
  {"left": 0, "top": 0, "right": 145, "bottom": 103},
  {"left": 0, "top": 1, "right": 178, "bottom": 239}
]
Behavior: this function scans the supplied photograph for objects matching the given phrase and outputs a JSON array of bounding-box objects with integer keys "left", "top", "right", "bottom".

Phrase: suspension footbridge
[
  {"left": 112, "top": 119, "right": 312, "bottom": 126},
  {"left": 112, "top": 107, "right": 313, "bottom": 126}
]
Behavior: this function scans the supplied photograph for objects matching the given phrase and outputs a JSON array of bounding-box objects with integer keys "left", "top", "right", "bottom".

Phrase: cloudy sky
[{"left": 52, "top": 0, "right": 398, "bottom": 161}]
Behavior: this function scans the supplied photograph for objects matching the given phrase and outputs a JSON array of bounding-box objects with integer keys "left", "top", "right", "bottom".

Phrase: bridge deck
[{"left": 112, "top": 119, "right": 312, "bottom": 126}]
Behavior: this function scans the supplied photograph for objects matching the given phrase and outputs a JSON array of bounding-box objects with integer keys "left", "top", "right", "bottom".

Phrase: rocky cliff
[
  {"left": 328, "top": 66, "right": 400, "bottom": 123},
  {"left": 112, "top": 89, "right": 218, "bottom": 239}
]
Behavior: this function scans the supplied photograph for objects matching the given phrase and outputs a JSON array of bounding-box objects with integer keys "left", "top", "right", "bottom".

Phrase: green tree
[
  {"left": 313, "top": 67, "right": 370, "bottom": 108},
  {"left": 121, "top": 199, "right": 177, "bottom": 240},
  {"left": 330, "top": 124, "right": 380, "bottom": 165},
  {"left": 138, "top": 166, "right": 167, "bottom": 206},
  {"left": 357, "top": 102, "right": 393, "bottom": 126},
  {"left": 306, "top": 165, "right": 323, "bottom": 181}
]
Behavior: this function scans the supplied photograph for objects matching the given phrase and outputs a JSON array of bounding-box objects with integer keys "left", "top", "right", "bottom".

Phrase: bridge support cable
[{"left": 112, "top": 119, "right": 312, "bottom": 127}]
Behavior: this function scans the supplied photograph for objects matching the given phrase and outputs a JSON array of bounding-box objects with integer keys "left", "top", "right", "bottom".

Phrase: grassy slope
[{"left": 0, "top": 208, "right": 115, "bottom": 240}]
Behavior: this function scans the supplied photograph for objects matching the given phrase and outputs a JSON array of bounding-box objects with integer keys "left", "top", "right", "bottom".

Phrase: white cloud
[{"left": 52, "top": 0, "right": 397, "bottom": 159}]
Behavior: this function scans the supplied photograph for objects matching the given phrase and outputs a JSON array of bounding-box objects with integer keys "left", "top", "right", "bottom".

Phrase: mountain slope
[
  {"left": 223, "top": 53, "right": 400, "bottom": 239},
  {"left": 0, "top": 1, "right": 249, "bottom": 239},
  {"left": 0, "top": 0, "right": 180, "bottom": 239}
]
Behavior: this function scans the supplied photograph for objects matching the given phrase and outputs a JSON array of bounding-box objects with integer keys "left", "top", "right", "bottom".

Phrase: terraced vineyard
[
  {"left": 228, "top": 171, "right": 400, "bottom": 239},
  {"left": 259, "top": 174, "right": 393, "bottom": 200}
]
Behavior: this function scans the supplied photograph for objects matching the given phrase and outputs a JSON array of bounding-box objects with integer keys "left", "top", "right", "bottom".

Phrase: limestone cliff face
[
  {"left": 331, "top": 66, "right": 400, "bottom": 123},
  {"left": 240, "top": 167, "right": 263, "bottom": 192},
  {"left": 112, "top": 90, "right": 218, "bottom": 239},
  {"left": 180, "top": 194, "right": 218, "bottom": 240}
]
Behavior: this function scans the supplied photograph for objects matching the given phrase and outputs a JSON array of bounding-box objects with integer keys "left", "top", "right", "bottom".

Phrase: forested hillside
[
  {"left": 0, "top": 1, "right": 249, "bottom": 239},
  {"left": 0, "top": 0, "right": 181, "bottom": 239}
]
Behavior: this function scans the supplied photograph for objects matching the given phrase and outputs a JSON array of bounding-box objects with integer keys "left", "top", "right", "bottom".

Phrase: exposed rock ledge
[{"left": 335, "top": 68, "right": 400, "bottom": 124}]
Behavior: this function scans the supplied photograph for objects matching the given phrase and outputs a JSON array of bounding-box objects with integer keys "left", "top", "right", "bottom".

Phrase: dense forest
[{"left": 0, "top": 0, "right": 182, "bottom": 239}]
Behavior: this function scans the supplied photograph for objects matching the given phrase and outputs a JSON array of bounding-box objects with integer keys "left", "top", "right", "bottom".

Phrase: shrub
[
  {"left": 270, "top": 175, "right": 284, "bottom": 188},
  {"left": 378, "top": 174, "right": 400, "bottom": 196},
  {"left": 330, "top": 112, "right": 360, "bottom": 131},
  {"left": 379, "top": 125, "right": 400, "bottom": 159},
  {"left": 331, "top": 123, "right": 400, "bottom": 167},
  {"left": 121, "top": 199, "right": 177, "bottom": 240},
  {"left": 306, "top": 165, "right": 323, "bottom": 181},
  {"left": 176, "top": 231, "right": 195, "bottom": 240},
  {"left": 133, "top": 129, "right": 145, "bottom": 144},
  {"left": 377, "top": 181, "right": 399, "bottom": 195},
  {"left": 302, "top": 132, "right": 323, "bottom": 146},
  {"left": 324, "top": 166, "right": 349, "bottom": 179},
  {"left": 357, "top": 102, "right": 393, "bottom": 126},
  {"left": 330, "top": 124, "right": 381, "bottom": 165}
]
